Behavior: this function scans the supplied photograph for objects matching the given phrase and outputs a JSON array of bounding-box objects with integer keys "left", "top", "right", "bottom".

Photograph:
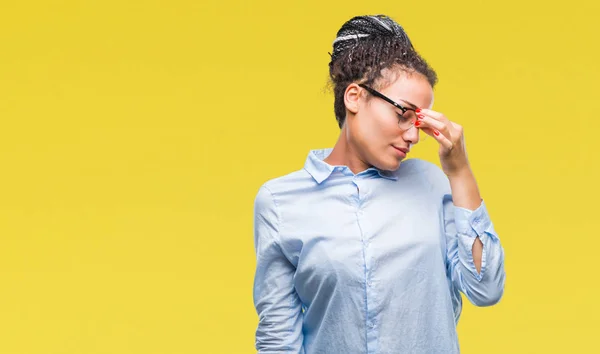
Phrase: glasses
[{"left": 358, "top": 84, "right": 427, "bottom": 140}]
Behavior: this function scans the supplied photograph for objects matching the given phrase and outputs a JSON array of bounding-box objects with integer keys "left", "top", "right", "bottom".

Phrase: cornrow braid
[{"left": 328, "top": 15, "right": 438, "bottom": 128}]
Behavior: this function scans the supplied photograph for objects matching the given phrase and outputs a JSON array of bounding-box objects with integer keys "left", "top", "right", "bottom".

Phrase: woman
[{"left": 252, "top": 14, "right": 505, "bottom": 354}]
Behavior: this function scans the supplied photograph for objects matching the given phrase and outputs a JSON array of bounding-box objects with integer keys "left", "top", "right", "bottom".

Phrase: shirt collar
[{"left": 304, "top": 148, "right": 399, "bottom": 184}]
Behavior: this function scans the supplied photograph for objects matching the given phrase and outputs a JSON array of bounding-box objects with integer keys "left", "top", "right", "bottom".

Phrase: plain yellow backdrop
[{"left": 1, "top": 0, "right": 599, "bottom": 353}]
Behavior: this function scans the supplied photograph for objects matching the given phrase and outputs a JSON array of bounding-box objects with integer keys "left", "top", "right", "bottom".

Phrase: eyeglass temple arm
[{"left": 358, "top": 84, "right": 414, "bottom": 112}]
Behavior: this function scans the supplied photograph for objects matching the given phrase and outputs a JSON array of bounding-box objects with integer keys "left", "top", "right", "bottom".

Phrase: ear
[{"left": 343, "top": 83, "right": 362, "bottom": 114}]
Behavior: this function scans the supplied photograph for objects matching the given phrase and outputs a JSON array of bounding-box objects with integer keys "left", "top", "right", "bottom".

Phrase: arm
[
  {"left": 414, "top": 107, "right": 506, "bottom": 307},
  {"left": 253, "top": 185, "right": 304, "bottom": 353},
  {"left": 444, "top": 169, "right": 506, "bottom": 307},
  {"left": 448, "top": 168, "right": 484, "bottom": 272}
]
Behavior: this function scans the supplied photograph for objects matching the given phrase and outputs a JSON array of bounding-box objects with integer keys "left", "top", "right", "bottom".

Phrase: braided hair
[{"left": 328, "top": 15, "right": 438, "bottom": 128}]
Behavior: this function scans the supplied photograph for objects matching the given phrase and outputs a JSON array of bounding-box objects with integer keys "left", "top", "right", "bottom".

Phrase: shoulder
[
  {"left": 394, "top": 157, "right": 442, "bottom": 177},
  {"left": 395, "top": 158, "right": 450, "bottom": 192},
  {"left": 254, "top": 168, "right": 313, "bottom": 205}
]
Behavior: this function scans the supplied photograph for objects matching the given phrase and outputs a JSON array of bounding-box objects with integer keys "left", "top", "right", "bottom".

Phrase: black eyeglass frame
[{"left": 358, "top": 84, "right": 417, "bottom": 116}]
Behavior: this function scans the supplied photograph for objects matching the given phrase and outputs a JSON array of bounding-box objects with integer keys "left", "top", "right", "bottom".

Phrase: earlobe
[{"left": 344, "top": 83, "right": 361, "bottom": 114}]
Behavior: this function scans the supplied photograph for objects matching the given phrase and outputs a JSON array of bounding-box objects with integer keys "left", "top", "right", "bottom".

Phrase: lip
[{"left": 392, "top": 145, "right": 409, "bottom": 157}]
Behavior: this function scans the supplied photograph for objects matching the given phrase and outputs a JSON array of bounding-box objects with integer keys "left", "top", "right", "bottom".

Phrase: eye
[{"left": 396, "top": 112, "right": 411, "bottom": 123}]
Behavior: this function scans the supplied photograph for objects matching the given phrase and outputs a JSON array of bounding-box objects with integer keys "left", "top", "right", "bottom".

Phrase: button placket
[{"left": 354, "top": 176, "right": 378, "bottom": 345}]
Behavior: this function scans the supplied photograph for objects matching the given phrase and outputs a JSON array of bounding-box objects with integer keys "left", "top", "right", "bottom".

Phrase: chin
[{"left": 377, "top": 157, "right": 403, "bottom": 172}]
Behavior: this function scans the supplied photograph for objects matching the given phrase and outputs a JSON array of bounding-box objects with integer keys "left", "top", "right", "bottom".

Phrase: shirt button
[
  {"left": 368, "top": 321, "right": 375, "bottom": 328},
  {"left": 367, "top": 280, "right": 373, "bottom": 287}
]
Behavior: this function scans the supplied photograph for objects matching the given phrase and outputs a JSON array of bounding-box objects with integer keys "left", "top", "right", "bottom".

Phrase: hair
[{"left": 328, "top": 14, "right": 438, "bottom": 128}]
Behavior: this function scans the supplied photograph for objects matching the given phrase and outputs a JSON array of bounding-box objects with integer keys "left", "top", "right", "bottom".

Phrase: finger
[
  {"left": 416, "top": 121, "right": 453, "bottom": 149},
  {"left": 419, "top": 126, "right": 436, "bottom": 139},
  {"left": 426, "top": 127, "right": 453, "bottom": 150},
  {"left": 450, "top": 121, "right": 464, "bottom": 135},
  {"left": 415, "top": 115, "right": 450, "bottom": 138},
  {"left": 418, "top": 126, "right": 435, "bottom": 140},
  {"left": 416, "top": 108, "right": 447, "bottom": 122}
]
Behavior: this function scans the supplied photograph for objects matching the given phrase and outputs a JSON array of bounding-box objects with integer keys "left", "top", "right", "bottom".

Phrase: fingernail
[
  {"left": 433, "top": 130, "right": 439, "bottom": 136},
  {"left": 417, "top": 114, "right": 424, "bottom": 119},
  {"left": 416, "top": 108, "right": 421, "bottom": 113},
  {"left": 414, "top": 121, "right": 421, "bottom": 127}
]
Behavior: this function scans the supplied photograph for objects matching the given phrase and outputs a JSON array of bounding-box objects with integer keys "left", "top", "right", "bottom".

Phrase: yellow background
[{"left": 1, "top": 0, "right": 598, "bottom": 353}]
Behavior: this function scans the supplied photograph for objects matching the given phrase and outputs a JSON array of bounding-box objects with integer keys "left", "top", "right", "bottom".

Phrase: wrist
[
  {"left": 447, "top": 166, "right": 481, "bottom": 211},
  {"left": 446, "top": 165, "right": 473, "bottom": 180}
]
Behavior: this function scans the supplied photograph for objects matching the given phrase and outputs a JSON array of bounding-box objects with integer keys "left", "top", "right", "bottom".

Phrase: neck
[{"left": 323, "top": 124, "right": 371, "bottom": 174}]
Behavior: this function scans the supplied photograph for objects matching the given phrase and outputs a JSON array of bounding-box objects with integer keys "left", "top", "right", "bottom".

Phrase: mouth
[{"left": 392, "top": 145, "right": 409, "bottom": 157}]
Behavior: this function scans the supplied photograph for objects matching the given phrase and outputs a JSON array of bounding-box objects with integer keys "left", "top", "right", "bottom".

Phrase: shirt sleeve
[
  {"left": 253, "top": 185, "right": 304, "bottom": 354},
  {"left": 443, "top": 194, "right": 506, "bottom": 307}
]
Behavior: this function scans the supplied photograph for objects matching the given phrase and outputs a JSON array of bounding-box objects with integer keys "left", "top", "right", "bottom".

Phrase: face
[{"left": 344, "top": 69, "right": 434, "bottom": 171}]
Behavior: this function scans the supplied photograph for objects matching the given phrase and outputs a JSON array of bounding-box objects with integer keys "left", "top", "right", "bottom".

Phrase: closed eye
[{"left": 396, "top": 112, "right": 411, "bottom": 122}]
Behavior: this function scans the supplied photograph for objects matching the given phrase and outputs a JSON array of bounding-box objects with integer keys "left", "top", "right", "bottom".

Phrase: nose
[{"left": 403, "top": 125, "right": 420, "bottom": 144}]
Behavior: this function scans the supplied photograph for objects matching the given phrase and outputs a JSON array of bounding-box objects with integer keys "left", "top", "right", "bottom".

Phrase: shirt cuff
[{"left": 454, "top": 199, "right": 498, "bottom": 241}]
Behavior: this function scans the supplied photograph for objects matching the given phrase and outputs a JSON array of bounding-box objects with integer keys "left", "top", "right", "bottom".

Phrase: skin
[{"left": 324, "top": 68, "right": 484, "bottom": 273}]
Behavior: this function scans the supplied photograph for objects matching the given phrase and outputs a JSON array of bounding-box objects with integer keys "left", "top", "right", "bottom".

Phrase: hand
[{"left": 414, "top": 108, "right": 470, "bottom": 177}]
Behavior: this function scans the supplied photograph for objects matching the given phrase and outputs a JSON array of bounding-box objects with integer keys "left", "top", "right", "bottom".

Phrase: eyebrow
[{"left": 398, "top": 99, "right": 418, "bottom": 110}]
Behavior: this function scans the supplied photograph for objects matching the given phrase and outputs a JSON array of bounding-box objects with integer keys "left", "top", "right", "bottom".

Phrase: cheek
[
  {"left": 368, "top": 109, "right": 398, "bottom": 140},
  {"left": 354, "top": 110, "right": 396, "bottom": 146}
]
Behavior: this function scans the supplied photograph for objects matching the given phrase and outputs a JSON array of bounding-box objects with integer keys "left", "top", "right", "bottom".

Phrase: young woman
[{"left": 253, "top": 14, "right": 506, "bottom": 354}]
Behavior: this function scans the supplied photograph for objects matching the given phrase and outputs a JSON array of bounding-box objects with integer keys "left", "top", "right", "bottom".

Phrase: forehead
[{"left": 376, "top": 69, "right": 434, "bottom": 109}]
